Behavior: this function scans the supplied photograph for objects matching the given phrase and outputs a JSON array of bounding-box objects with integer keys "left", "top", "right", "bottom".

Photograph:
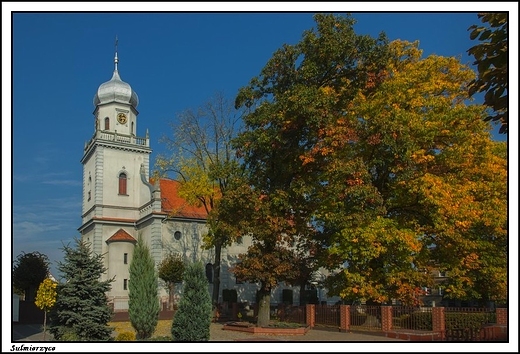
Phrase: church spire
[{"left": 114, "top": 35, "right": 119, "bottom": 72}]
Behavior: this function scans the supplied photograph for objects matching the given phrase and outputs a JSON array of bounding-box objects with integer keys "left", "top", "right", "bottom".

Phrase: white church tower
[{"left": 79, "top": 40, "right": 162, "bottom": 303}]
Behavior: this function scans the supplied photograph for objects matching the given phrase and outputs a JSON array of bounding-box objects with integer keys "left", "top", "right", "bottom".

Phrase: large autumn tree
[
  {"left": 315, "top": 39, "right": 507, "bottom": 305},
  {"left": 225, "top": 13, "right": 392, "bottom": 326},
  {"left": 155, "top": 92, "right": 243, "bottom": 308},
  {"left": 227, "top": 12, "right": 507, "bottom": 312}
]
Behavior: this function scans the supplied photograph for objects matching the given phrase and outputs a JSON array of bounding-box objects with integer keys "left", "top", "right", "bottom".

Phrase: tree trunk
[
  {"left": 211, "top": 243, "right": 222, "bottom": 309},
  {"left": 43, "top": 311, "right": 47, "bottom": 341},
  {"left": 299, "top": 283, "right": 306, "bottom": 306},
  {"left": 168, "top": 283, "right": 175, "bottom": 310},
  {"left": 257, "top": 284, "right": 271, "bottom": 327}
]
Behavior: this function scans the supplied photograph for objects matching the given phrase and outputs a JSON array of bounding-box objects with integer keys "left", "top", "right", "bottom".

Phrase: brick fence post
[
  {"left": 306, "top": 304, "right": 315, "bottom": 328},
  {"left": 496, "top": 308, "right": 507, "bottom": 325},
  {"left": 381, "top": 306, "right": 393, "bottom": 332},
  {"left": 432, "top": 307, "right": 445, "bottom": 339},
  {"left": 339, "top": 305, "right": 350, "bottom": 332}
]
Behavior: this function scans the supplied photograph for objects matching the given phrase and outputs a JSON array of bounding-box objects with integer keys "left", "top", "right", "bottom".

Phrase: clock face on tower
[{"left": 117, "top": 113, "right": 127, "bottom": 124}]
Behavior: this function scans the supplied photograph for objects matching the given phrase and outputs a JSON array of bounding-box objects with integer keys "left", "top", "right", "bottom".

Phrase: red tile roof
[
  {"left": 154, "top": 178, "right": 209, "bottom": 219},
  {"left": 106, "top": 229, "right": 137, "bottom": 244}
]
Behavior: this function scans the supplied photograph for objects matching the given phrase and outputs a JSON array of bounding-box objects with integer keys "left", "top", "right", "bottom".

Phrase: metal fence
[
  {"left": 315, "top": 304, "right": 340, "bottom": 327},
  {"left": 444, "top": 307, "right": 496, "bottom": 341},
  {"left": 392, "top": 306, "right": 433, "bottom": 331},
  {"left": 350, "top": 305, "right": 382, "bottom": 331},
  {"left": 276, "top": 305, "right": 307, "bottom": 324}
]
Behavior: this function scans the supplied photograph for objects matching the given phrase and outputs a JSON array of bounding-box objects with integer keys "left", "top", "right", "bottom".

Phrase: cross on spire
[{"left": 114, "top": 35, "right": 119, "bottom": 72}]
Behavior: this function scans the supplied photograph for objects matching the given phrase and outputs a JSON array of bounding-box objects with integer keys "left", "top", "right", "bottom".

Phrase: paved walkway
[
  {"left": 12, "top": 323, "right": 404, "bottom": 342},
  {"left": 12, "top": 324, "right": 53, "bottom": 342}
]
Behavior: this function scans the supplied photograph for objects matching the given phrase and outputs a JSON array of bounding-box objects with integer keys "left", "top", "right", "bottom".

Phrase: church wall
[
  {"left": 157, "top": 219, "right": 214, "bottom": 300},
  {"left": 106, "top": 241, "right": 134, "bottom": 299}
]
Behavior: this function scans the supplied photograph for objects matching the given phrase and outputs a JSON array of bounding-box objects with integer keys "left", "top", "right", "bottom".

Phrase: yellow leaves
[
  {"left": 411, "top": 149, "right": 435, "bottom": 164},
  {"left": 299, "top": 154, "right": 315, "bottom": 166},
  {"left": 462, "top": 253, "right": 480, "bottom": 270},
  {"left": 320, "top": 86, "right": 336, "bottom": 97},
  {"left": 35, "top": 278, "right": 58, "bottom": 312},
  {"left": 454, "top": 220, "right": 471, "bottom": 231}
]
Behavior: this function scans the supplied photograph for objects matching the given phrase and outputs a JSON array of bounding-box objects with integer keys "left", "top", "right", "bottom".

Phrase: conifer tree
[
  {"left": 49, "top": 238, "right": 114, "bottom": 341},
  {"left": 171, "top": 262, "right": 212, "bottom": 341},
  {"left": 128, "top": 236, "right": 160, "bottom": 340}
]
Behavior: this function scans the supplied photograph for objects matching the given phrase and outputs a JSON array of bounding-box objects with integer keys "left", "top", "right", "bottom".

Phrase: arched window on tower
[
  {"left": 118, "top": 172, "right": 127, "bottom": 195},
  {"left": 104, "top": 117, "right": 110, "bottom": 130},
  {"left": 131, "top": 122, "right": 135, "bottom": 135}
]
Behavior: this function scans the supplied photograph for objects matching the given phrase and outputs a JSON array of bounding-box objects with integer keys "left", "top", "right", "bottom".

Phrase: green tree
[
  {"left": 128, "top": 236, "right": 160, "bottom": 340},
  {"left": 13, "top": 251, "right": 50, "bottom": 301},
  {"left": 34, "top": 278, "right": 57, "bottom": 341},
  {"left": 467, "top": 12, "right": 508, "bottom": 134},
  {"left": 171, "top": 262, "right": 212, "bottom": 341},
  {"left": 312, "top": 40, "right": 506, "bottom": 305},
  {"left": 158, "top": 252, "right": 185, "bottom": 310},
  {"left": 232, "top": 11, "right": 506, "bottom": 308},
  {"left": 228, "top": 13, "right": 391, "bottom": 324},
  {"left": 155, "top": 92, "right": 243, "bottom": 308},
  {"left": 49, "top": 238, "right": 114, "bottom": 341}
]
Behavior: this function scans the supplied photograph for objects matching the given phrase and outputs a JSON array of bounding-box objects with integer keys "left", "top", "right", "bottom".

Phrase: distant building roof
[
  {"left": 106, "top": 229, "right": 137, "bottom": 244},
  {"left": 155, "top": 178, "right": 209, "bottom": 220}
]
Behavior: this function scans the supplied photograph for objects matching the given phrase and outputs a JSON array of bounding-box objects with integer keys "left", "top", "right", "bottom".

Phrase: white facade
[{"left": 79, "top": 49, "right": 339, "bottom": 310}]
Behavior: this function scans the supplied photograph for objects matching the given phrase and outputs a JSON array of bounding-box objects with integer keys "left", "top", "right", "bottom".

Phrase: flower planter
[{"left": 223, "top": 321, "right": 310, "bottom": 335}]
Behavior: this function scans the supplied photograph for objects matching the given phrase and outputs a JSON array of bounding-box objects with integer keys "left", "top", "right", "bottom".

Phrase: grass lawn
[{"left": 109, "top": 319, "right": 173, "bottom": 339}]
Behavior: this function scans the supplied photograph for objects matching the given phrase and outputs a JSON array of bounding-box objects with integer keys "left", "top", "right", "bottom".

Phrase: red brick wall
[
  {"left": 306, "top": 304, "right": 315, "bottom": 328},
  {"left": 432, "top": 307, "right": 445, "bottom": 339},
  {"left": 339, "top": 305, "right": 350, "bottom": 332},
  {"left": 496, "top": 308, "right": 507, "bottom": 325},
  {"left": 381, "top": 306, "right": 392, "bottom": 332}
]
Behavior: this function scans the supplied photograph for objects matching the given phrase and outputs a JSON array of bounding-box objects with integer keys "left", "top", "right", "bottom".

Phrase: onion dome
[{"left": 93, "top": 40, "right": 139, "bottom": 108}]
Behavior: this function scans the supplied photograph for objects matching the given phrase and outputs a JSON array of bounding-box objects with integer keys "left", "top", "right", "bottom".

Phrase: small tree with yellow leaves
[{"left": 35, "top": 278, "right": 57, "bottom": 341}]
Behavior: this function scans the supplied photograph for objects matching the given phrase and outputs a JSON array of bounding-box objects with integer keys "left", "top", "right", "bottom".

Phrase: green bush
[
  {"left": 128, "top": 236, "right": 160, "bottom": 340},
  {"left": 115, "top": 331, "right": 136, "bottom": 341},
  {"left": 60, "top": 330, "right": 79, "bottom": 341},
  {"left": 445, "top": 312, "right": 495, "bottom": 331},
  {"left": 171, "top": 262, "right": 212, "bottom": 341}
]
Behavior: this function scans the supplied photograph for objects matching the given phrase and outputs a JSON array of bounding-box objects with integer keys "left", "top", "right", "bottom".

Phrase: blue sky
[
  {"left": 4, "top": 3, "right": 518, "bottom": 352},
  {"left": 6, "top": 1, "right": 517, "bottom": 291}
]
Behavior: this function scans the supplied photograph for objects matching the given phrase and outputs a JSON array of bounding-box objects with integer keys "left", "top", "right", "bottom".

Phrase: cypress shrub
[
  {"left": 128, "top": 236, "right": 160, "bottom": 340},
  {"left": 171, "top": 262, "right": 212, "bottom": 341}
]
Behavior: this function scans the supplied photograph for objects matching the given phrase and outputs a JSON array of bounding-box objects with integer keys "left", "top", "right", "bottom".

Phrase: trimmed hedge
[{"left": 445, "top": 312, "right": 496, "bottom": 331}]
